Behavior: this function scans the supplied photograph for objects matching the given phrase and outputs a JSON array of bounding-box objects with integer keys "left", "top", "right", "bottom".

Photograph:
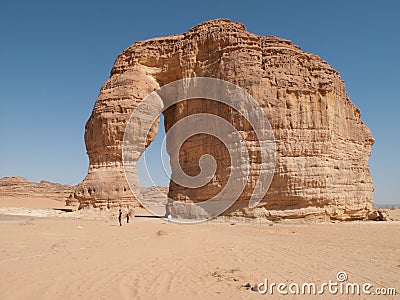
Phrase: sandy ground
[
  {"left": 0, "top": 196, "right": 67, "bottom": 209},
  {"left": 0, "top": 198, "right": 399, "bottom": 299}
]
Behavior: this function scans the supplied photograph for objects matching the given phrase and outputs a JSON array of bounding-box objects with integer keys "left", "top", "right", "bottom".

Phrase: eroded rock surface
[
  {"left": 0, "top": 176, "right": 74, "bottom": 202},
  {"left": 73, "top": 19, "right": 374, "bottom": 221}
]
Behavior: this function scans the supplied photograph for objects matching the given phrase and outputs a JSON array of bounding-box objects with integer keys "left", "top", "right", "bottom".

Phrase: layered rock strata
[
  {"left": 0, "top": 176, "right": 74, "bottom": 202},
  {"left": 72, "top": 19, "right": 374, "bottom": 221}
]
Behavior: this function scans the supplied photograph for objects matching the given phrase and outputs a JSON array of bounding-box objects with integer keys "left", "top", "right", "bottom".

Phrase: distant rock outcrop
[
  {"left": 0, "top": 176, "right": 74, "bottom": 202},
  {"left": 73, "top": 19, "right": 374, "bottom": 221}
]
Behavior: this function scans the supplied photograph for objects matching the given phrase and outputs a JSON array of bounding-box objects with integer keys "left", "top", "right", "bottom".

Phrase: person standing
[
  {"left": 118, "top": 209, "right": 122, "bottom": 226},
  {"left": 126, "top": 213, "right": 129, "bottom": 224}
]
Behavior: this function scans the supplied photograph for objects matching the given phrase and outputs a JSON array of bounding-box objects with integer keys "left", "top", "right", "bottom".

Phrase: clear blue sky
[{"left": 0, "top": 0, "right": 399, "bottom": 205}]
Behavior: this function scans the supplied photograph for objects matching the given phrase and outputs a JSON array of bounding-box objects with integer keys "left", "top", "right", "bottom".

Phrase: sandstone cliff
[{"left": 72, "top": 19, "right": 374, "bottom": 221}]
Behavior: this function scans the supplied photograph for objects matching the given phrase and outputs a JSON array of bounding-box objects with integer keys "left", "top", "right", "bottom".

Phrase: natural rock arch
[{"left": 70, "top": 19, "right": 374, "bottom": 221}]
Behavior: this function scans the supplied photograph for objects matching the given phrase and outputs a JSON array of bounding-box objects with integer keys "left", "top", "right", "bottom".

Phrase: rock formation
[
  {"left": 0, "top": 176, "right": 74, "bottom": 202},
  {"left": 72, "top": 19, "right": 374, "bottom": 221}
]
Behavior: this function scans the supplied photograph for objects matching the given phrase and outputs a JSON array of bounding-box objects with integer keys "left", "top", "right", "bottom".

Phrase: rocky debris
[
  {"left": 65, "top": 193, "right": 79, "bottom": 207},
  {"left": 74, "top": 19, "right": 374, "bottom": 221},
  {"left": 0, "top": 176, "right": 74, "bottom": 202},
  {"left": 367, "top": 209, "right": 388, "bottom": 221},
  {"left": 211, "top": 267, "right": 242, "bottom": 283},
  {"left": 155, "top": 229, "right": 168, "bottom": 236}
]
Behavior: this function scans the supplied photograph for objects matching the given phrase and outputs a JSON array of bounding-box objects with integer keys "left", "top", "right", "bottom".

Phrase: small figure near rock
[
  {"left": 167, "top": 214, "right": 172, "bottom": 224},
  {"left": 118, "top": 209, "right": 122, "bottom": 226},
  {"left": 126, "top": 213, "right": 129, "bottom": 223}
]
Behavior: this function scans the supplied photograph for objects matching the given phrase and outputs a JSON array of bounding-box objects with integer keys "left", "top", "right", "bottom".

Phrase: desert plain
[{"left": 0, "top": 189, "right": 399, "bottom": 300}]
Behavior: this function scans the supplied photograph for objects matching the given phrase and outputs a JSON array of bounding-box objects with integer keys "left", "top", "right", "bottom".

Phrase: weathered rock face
[
  {"left": 73, "top": 19, "right": 374, "bottom": 221},
  {"left": 0, "top": 176, "right": 74, "bottom": 202}
]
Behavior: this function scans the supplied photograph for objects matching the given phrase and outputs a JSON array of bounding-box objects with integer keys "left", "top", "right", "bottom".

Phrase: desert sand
[{"left": 0, "top": 196, "right": 399, "bottom": 300}]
